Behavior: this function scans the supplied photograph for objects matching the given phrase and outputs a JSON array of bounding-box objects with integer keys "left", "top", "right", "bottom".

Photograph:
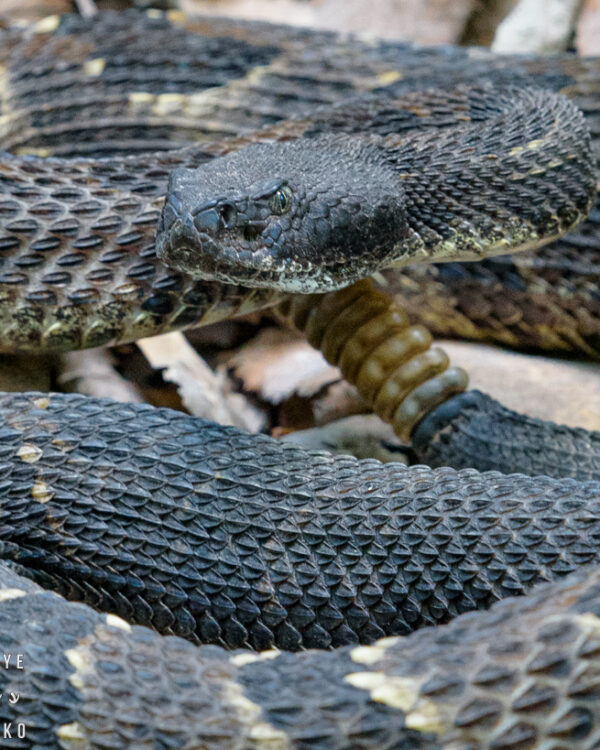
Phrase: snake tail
[
  {"left": 281, "top": 281, "right": 600, "bottom": 482},
  {"left": 280, "top": 279, "right": 469, "bottom": 441},
  {"left": 412, "top": 389, "right": 600, "bottom": 481}
]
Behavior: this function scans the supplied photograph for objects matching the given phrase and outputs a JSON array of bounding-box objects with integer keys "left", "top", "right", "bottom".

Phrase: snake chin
[{"left": 155, "top": 135, "right": 407, "bottom": 292}]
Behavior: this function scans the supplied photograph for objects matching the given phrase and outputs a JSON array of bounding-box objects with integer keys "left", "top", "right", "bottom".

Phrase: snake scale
[{"left": 0, "top": 8, "right": 600, "bottom": 748}]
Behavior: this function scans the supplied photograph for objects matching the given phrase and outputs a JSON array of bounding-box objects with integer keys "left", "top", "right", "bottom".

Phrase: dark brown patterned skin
[
  {"left": 1, "top": 13, "right": 600, "bottom": 746},
  {"left": 388, "top": 226, "right": 600, "bottom": 357},
  {"left": 156, "top": 87, "right": 594, "bottom": 294}
]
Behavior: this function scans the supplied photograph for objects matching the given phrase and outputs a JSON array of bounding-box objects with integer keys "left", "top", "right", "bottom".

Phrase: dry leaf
[
  {"left": 230, "top": 327, "right": 340, "bottom": 404},
  {"left": 492, "top": 0, "right": 584, "bottom": 52},
  {"left": 138, "top": 331, "right": 264, "bottom": 431},
  {"left": 281, "top": 414, "right": 408, "bottom": 462},
  {"left": 59, "top": 349, "right": 143, "bottom": 403},
  {"left": 577, "top": 0, "right": 600, "bottom": 53}
]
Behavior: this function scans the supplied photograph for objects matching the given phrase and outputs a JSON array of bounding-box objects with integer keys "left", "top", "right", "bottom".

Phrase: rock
[
  {"left": 440, "top": 340, "right": 600, "bottom": 429},
  {"left": 492, "top": 0, "right": 583, "bottom": 53},
  {"left": 577, "top": 0, "right": 600, "bottom": 53}
]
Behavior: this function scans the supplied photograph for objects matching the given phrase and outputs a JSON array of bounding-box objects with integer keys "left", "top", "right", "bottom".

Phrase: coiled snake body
[{"left": 1, "top": 10, "right": 600, "bottom": 748}]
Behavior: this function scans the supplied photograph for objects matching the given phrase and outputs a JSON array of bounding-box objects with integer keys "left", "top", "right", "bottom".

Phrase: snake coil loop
[{"left": 280, "top": 279, "right": 469, "bottom": 441}]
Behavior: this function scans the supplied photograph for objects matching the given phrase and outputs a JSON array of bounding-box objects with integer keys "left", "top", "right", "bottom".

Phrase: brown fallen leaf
[
  {"left": 59, "top": 348, "right": 144, "bottom": 403},
  {"left": 138, "top": 331, "right": 264, "bottom": 431},
  {"left": 280, "top": 414, "right": 408, "bottom": 462},
  {"left": 230, "top": 327, "right": 340, "bottom": 404},
  {"left": 461, "top": 0, "right": 518, "bottom": 46}
]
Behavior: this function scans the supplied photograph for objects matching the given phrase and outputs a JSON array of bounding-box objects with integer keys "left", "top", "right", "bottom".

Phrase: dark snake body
[
  {"left": 1, "top": 10, "right": 600, "bottom": 748},
  {"left": 3, "top": 392, "right": 600, "bottom": 748}
]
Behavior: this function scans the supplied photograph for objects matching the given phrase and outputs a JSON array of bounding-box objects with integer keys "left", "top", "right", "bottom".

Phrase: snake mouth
[{"left": 156, "top": 193, "right": 277, "bottom": 286}]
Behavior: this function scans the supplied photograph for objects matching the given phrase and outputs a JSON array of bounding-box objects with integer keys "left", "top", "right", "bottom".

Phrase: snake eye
[{"left": 271, "top": 185, "right": 292, "bottom": 215}]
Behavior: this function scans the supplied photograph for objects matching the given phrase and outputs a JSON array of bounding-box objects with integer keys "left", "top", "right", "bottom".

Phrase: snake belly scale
[{"left": 0, "top": 9, "right": 599, "bottom": 749}]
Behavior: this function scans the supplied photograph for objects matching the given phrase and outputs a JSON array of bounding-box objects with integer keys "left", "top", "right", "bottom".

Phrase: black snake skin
[
  {"left": 3, "top": 390, "right": 600, "bottom": 651},
  {"left": 3, "top": 392, "right": 600, "bottom": 747},
  {"left": 2, "top": 561, "right": 600, "bottom": 749},
  {"left": 157, "top": 88, "right": 594, "bottom": 294}
]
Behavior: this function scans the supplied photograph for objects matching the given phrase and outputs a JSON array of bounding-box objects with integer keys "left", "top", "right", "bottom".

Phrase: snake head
[{"left": 156, "top": 135, "right": 406, "bottom": 292}]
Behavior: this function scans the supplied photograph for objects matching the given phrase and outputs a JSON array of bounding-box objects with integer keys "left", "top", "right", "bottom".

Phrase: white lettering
[{"left": 1, "top": 654, "right": 24, "bottom": 669}]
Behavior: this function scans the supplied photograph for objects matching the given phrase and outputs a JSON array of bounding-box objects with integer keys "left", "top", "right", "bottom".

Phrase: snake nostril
[
  {"left": 219, "top": 203, "right": 237, "bottom": 229},
  {"left": 244, "top": 225, "right": 261, "bottom": 242},
  {"left": 162, "top": 194, "right": 183, "bottom": 231}
]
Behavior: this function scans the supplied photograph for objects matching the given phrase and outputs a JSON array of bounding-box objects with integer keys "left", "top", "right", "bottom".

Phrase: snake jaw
[
  {"left": 156, "top": 165, "right": 289, "bottom": 285},
  {"left": 156, "top": 188, "right": 284, "bottom": 288}
]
